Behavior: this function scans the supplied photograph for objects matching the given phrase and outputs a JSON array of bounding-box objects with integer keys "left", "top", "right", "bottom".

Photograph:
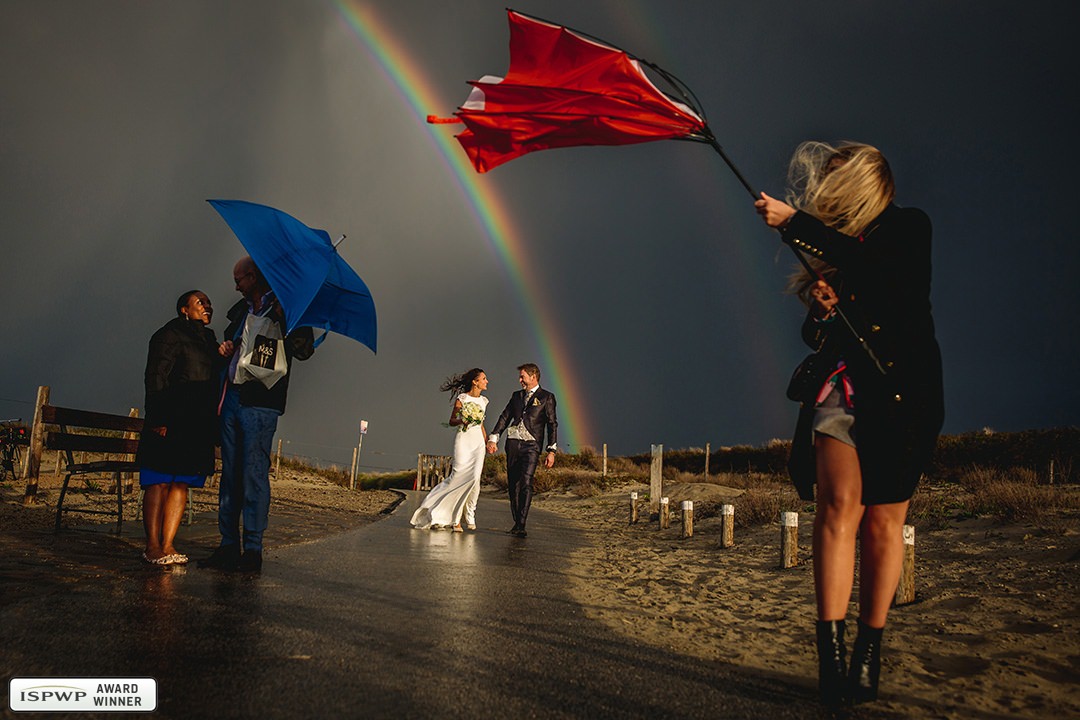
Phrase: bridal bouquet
[{"left": 456, "top": 402, "right": 485, "bottom": 432}]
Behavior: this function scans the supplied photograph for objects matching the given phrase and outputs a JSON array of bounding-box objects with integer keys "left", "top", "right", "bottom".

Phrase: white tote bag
[{"left": 234, "top": 314, "right": 288, "bottom": 389}]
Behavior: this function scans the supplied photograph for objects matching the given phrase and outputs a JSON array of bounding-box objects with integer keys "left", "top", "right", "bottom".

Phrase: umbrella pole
[
  {"left": 705, "top": 138, "right": 821, "bottom": 278},
  {"left": 706, "top": 138, "right": 887, "bottom": 375}
]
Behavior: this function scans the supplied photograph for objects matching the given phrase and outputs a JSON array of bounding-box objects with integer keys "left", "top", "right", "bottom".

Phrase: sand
[{"left": 533, "top": 483, "right": 1080, "bottom": 719}]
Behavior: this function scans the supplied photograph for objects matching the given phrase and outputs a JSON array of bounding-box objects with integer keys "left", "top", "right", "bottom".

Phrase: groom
[{"left": 487, "top": 363, "right": 557, "bottom": 538}]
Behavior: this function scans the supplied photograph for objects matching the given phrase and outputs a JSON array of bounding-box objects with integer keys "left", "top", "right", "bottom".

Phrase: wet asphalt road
[{"left": 3, "top": 492, "right": 880, "bottom": 719}]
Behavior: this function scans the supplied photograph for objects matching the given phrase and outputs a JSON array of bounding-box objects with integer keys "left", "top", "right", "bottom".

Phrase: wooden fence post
[
  {"left": 780, "top": 511, "right": 799, "bottom": 568},
  {"left": 415, "top": 453, "right": 422, "bottom": 490},
  {"left": 122, "top": 407, "right": 139, "bottom": 494},
  {"left": 650, "top": 444, "right": 663, "bottom": 513},
  {"left": 629, "top": 491, "right": 639, "bottom": 524},
  {"left": 720, "top": 504, "right": 734, "bottom": 548},
  {"left": 894, "top": 525, "right": 916, "bottom": 606},
  {"left": 274, "top": 438, "right": 283, "bottom": 478},
  {"left": 659, "top": 496, "right": 670, "bottom": 529},
  {"left": 681, "top": 500, "right": 694, "bottom": 538},
  {"left": 22, "top": 385, "right": 49, "bottom": 505},
  {"left": 704, "top": 442, "right": 710, "bottom": 480},
  {"left": 602, "top": 443, "right": 608, "bottom": 478}
]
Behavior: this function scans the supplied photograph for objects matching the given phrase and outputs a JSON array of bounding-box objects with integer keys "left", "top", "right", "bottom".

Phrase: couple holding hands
[{"left": 410, "top": 363, "right": 557, "bottom": 537}]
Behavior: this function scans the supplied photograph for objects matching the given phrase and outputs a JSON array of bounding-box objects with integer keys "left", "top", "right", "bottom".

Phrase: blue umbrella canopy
[{"left": 208, "top": 199, "right": 377, "bottom": 353}]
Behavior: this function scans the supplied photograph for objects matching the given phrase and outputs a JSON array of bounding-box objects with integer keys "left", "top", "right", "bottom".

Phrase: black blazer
[
  {"left": 490, "top": 387, "right": 558, "bottom": 452},
  {"left": 782, "top": 204, "right": 944, "bottom": 504},
  {"left": 135, "top": 316, "right": 223, "bottom": 475}
]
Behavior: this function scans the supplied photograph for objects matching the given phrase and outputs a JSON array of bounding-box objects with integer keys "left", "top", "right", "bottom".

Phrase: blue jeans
[{"left": 218, "top": 386, "right": 281, "bottom": 552}]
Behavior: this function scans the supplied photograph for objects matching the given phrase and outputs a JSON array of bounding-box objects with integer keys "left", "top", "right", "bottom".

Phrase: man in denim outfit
[{"left": 199, "top": 256, "right": 313, "bottom": 572}]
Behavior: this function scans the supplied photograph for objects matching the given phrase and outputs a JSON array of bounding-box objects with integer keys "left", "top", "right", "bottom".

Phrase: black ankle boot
[
  {"left": 848, "top": 619, "right": 883, "bottom": 704},
  {"left": 815, "top": 620, "right": 847, "bottom": 706}
]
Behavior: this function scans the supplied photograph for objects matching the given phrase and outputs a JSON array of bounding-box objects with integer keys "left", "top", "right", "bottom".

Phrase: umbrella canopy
[
  {"left": 208, "top": 199, "right": 377, "bottom": 354},
  {"left": 429, "top": 9, "right": 708, "bottom": 173}
]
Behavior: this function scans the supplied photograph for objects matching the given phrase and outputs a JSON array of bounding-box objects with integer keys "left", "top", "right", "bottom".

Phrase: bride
[{"left": 410, "top": 368, "right": 489, "bottom": 532}]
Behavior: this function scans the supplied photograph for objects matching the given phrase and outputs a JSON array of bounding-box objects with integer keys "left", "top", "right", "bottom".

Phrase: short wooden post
[
  {"left": 629, "top": 491, "right": 639, "bottom": 524},
  {"left": 349, "top": 446, "right": 358, "bottom": 490},
  {"left": 659, "top": 496, "right": 670, "bottom": 529},
  {"left": 22, "top": 385, "right": 49, "bottom": 505},
  {"left": 719, "top": 504, "right": 734, "bottom": 548},
  {"left": 894, "top": 525, "right": 916, "bottom": 606},
  {"left": 415, "top": 453, "right": 423, "bottom": 490},
  {"left": 704, "top": 442, "right": 710, "bottom": 480},
  {"left": 274, "top": 438, "right": 283, "bottom": 477},
  {"left": 780, "top": 511, "right": 799, "bottom": 568},
  {"left": 650, "top": 444, "right": 663, "bottom": 513},
  {"left": 681, "top": 500, "right": 694, "bottom": 538},
  {"left": 602, "top": 443, "right": 608, "bottom": 478},
  {"left": 1048, "top": 459, "right": 1055, "bottom": 485}
]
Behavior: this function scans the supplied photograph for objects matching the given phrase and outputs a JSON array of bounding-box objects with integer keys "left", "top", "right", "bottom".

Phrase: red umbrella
[
  {"left": 428, "top": 9, "right": 712, "bottom": 173},
  {"left": 430, "top": 9, "right": 885, "bottom": 374}
]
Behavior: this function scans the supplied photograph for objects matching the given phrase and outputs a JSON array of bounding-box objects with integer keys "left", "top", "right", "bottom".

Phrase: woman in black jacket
[
  {"left": 135, "top": 290, "right": 223, "bottom": 565},
  {"left": 755, "top": 142, "right": 944, "bottom": 705}
]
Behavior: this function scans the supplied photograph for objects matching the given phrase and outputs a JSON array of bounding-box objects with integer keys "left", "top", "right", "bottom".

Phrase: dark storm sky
[{"left": 2, "top": 0, "right": 1076, "bottom": 470}]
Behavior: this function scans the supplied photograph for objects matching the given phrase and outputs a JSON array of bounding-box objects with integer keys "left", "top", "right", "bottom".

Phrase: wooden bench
[{"left": 42, "top": 405, "right": 143, "bottom": 534}]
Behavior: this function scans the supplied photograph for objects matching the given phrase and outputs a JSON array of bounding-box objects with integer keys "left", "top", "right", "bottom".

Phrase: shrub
[{"left": 735, "top": 484, "right": 804, "bottom": 527}]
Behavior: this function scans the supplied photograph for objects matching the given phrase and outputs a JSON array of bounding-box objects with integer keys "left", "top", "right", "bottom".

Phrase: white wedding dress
[{"left": 410, "top": 393, "right": 488, "bottom": 529}]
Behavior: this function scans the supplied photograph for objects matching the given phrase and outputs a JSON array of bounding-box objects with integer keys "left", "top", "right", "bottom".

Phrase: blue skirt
[{"left": 139, "top": 467, "right": 207, "bottom": 488}]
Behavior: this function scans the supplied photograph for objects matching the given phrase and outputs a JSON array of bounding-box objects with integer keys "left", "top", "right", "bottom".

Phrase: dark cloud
[{"left": 2, "top": 1, "right": 1076, "bottom": 471}]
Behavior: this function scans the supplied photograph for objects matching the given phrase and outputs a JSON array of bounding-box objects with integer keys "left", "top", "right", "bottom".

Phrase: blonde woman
[{"left": 756, "top": 142, "right": 944, "bottom": 705}]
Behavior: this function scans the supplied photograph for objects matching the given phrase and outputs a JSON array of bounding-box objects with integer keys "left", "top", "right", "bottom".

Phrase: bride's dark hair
[{"left": 440, "top": 368, "right": 484, "bottom": 395}]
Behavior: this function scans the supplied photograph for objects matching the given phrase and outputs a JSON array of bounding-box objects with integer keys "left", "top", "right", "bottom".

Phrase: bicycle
[{"left": 1, "top": 419, "right": 28, "bottom": 481}]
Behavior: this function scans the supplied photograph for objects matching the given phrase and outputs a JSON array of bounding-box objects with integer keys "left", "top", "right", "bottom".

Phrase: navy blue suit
[{"left": 489, "top": 387, "right": 558, "bottom": 530}]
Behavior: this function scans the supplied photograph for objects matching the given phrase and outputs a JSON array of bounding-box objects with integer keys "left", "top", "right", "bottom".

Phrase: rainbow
[{"left": 332, "top": 0, "right": 591, "bottom": 449}]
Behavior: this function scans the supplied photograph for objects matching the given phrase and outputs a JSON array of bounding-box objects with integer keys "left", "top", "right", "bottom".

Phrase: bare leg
[
  {"left": 848, "top": 502, "right": 907, "bottom": 703},
  {"left": 160, "top": 482, "right": 190, "bottom": 556},
  {"left": 857, "top": 500, "right": 910, "bottom": 628},
  {"left": 813, "top": 435, "right": 865, "bottom": 621},
  {"left": 142, "top": 484, "right": 168, "bottom": 559}
]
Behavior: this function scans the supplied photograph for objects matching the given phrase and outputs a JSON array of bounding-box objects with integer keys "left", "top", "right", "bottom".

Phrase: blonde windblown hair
[{"left": 784, "top": 141, "right": 895, "bottom": 299}]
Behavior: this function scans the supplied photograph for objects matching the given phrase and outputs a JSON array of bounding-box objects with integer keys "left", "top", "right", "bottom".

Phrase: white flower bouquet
[{"left": 456, "top": 401, "right": 485, "bottom": 432}]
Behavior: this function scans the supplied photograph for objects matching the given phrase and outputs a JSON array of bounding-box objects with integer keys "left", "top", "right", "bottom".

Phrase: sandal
[
  {"left": 142, "top": 552, "right": 171, "bottom": 566},
  {"left": 167, "top": 553, "right": 189, "bottom": 565},
  {"left": 452, "top": 525, "right": 463, "bottom": 533}
]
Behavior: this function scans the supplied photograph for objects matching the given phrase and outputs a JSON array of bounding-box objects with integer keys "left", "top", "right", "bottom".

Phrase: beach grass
[{"left": 276, "top": 427, "right": 1079, "bottom": 529}]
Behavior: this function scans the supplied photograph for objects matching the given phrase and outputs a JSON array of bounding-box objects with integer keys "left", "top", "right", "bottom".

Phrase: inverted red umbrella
[
  {"left": 429, "top": 9, "right": 884, "bottom": 373},
  {"left": 428, "top": 9, "right": 752, "bottom": 189},
  {"left": 428, "top": 9, "right": 709, "bottom": 173}
]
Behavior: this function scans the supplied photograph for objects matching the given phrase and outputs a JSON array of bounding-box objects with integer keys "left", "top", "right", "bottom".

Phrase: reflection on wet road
[{"left": 2, "top": 492, "right": 840, "bottom": 719}]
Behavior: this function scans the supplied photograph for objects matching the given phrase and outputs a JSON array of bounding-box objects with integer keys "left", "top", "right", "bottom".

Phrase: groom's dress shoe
[{"left": 512, "top": 528, "right": 528, "bottom": 538}]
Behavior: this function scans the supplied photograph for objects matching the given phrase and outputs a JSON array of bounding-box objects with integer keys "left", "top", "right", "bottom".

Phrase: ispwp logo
[{"left": 9, "top": 677, "right": 157, "bottom": 712}]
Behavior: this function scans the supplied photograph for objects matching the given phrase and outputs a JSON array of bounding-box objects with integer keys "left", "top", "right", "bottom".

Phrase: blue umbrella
[{"left": 208, "top": 199, "right": 377, "bottom": 353}]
